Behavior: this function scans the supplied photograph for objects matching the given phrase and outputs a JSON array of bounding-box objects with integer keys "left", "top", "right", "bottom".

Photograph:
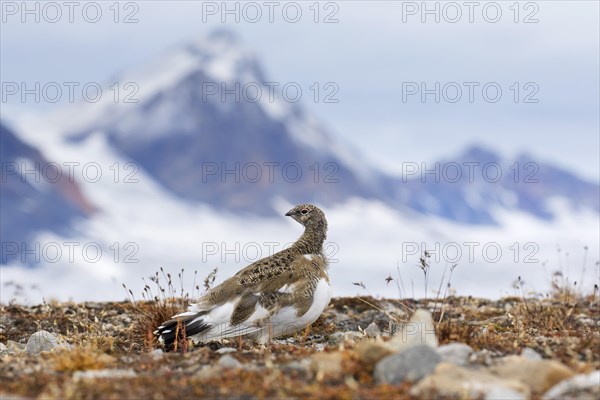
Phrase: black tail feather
[{"left": 155, "top": 313, "right": 209, "bottom": 350}]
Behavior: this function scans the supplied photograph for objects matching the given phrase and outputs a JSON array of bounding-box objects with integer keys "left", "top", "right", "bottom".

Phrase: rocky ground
[{"left": 0, "top": 295, "right": 598, "bottom": 399}]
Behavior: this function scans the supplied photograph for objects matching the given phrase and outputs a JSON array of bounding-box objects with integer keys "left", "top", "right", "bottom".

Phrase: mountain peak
[
  {"left": 458, "top": 144, "right": 501, "bottom": 164},
  {"left": 208, "top": 29, "right": 241, "bottom": 45},
  {"left": 184, "top": 29, "right": 245, "bottom": 58},
  {"left": 52, "top": 31, "right": 598, "bottom": 224},
  {"left": 179, "top": 29, "right": 262, "bottom": 84},
  {"left": 186, "top": 30, "right": 240, "bottom": 54}
]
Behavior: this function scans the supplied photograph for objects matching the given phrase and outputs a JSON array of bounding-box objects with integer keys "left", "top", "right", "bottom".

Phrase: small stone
[
  {"left": 149, "top": 349, "right": 164, "bottom": 360},
  {"left": 310, "top": 352, "right": 344, "bottom": 380},
  {"left": 470, "top": 349, "right": 498, "bottom": 366},
  {"left": 490, "top": 356, "right": 574, "bottom": 394},
  {"left": 411, "top": 362, "right": 530, "bottom": 399},
  {"left": 283, "top": 358, "right": 311, "bottom": 373},
  {"left": 330, "top": 310, "right": 350, "bottom": 322},
  {"left": 216, "top": 347, "right": 237, "bottom": 354},
  {"left": 196, "top": 366, "right": 220, "bottom": 380},
  {"left": 577, "top": 317, "right": 595, "bottom": 326},
  {"left": 6, "top": 340, "right": 25, "bottom": 354},
  {"left": 218, "top": 354, "right": 241, "bottom": 369},
  {"left": 437, "top": 343, "right": 474, "bottom": 366},
  {"left": 485, "top": 385, "right": 528, "bottom": 400},
  {"left": 490, "top": 355, "right": 574, "bottom": 394},
  {"left": 343, "top": 331, "right": 363, "bottom": 342},
  {"left": 365, "top": 322, "right": 381, "bottom": 338},
  {"left": 327, "top": 332, "right": 344, "bottom": 346},
  {"left": 521, "top": 347, "right": 543, "bottom": 361},
  {"left": 543, "top": 370, "right": 600, "bottom": 400},
  {"left": 327, "top": 331, "right": 362, "bottom": 346},
  {"left": 25, "top": 331, "right": 69, "bottom": 355},
  {"left": 313, "top": 343, "right": 326, "bottom": 352},
  {"left": 0, "top": 342, "right": 13, "bottom": 357},
  {"left": 374, "top": 344, "right": 441, "bottom": 384},
  {"left": 273, "top": 338, "right": 296, "bottom": 346},
  {"left": 73, "top": 369, "right": 137, "bottom": 381},
  {"left": 387, "top": 309, "right": 437, "bottom": 353},
  {"left": 355, "top": 341, "right": 392, "bottom": 365}
]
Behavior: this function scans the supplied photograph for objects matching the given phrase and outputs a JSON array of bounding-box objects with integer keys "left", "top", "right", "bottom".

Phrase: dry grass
[
  {"left": 50, "top": 346, "right": 116, "bottom": 372},
  {"left": 1, "top": 251, "right": 598, "bottom": 399},
  {"left": 124, "top": 267, "right": 202, "bottom": 352},
  {"left": 128, "top": 300, "right": 185, "bottom": 351},
  {"left": 1, "top": 294, "right": 597, "bottom": 400}
]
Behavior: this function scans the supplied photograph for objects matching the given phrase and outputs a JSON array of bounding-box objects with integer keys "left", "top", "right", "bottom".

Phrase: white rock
[
  {"left": 411, "top": 363, "right": 530, "bottom": 399},
  {"left": 490, "top": 355, "right": 574, "bottom": 394},
  {"left": 328, "top": 331, "right": 364, "bottom": 346},
  {"left": 6, "top": 340, "right": 25, "bottom": 354},
  {"left": 521, "top": 347, "right": 543, "bottom": 361},
  {"left": 543, "top": 370, "right": 600, "bottom": 400},
  {"left": 218, "top": 354, "right": 241, "bottom": 369},
  {"left": 284, "top": 358, "right": 311, "bottom": 373},
  {"left": 25, "top": 331, "right": 69, "bottom": 355},
  {"left": 470, "top": 349, "right": 497, "bottom": 366},
  {"left": 311, "top": 352, "right": 344, "bottom": 380},
  {"left": 387, "top": 309, "right": 437, "bottom": 352},
  {"left": 374, "top": 345, "right": 441, "bottom": 384},
  {"left": 437, "top": 343, "right": 474, "bottom": 366},
  {"left": 73, "top": 369, "right": 137, "bottom": 381},
  {"left": 327, "top": 332, "right": 345, "bottom": 346},
  {"left": 365, "top": 322, "right": 382, "bottom": 338},
  {"left": 330, "top": 310, "right": 350, "bottom": 322},
  {"left": 149, "top": 349, "right": 164, "bottom": 360},
  {"left": 343, "top": 331, "right": 364, "bottom": 342},
  {"left": 216, "top": 347, "right": 237, "bottom": 354},
  {"left": 485, "top": 385, "right": 527, "bottom": 400}
]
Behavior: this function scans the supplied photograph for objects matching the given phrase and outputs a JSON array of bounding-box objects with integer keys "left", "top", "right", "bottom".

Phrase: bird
[{"left": 155, "top": 204, "right": 332, "bottom": 348}]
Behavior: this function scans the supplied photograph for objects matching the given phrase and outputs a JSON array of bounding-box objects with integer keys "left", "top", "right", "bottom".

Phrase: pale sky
[{"left": 1, "top": 1, "right": 599, "bottom": 180}]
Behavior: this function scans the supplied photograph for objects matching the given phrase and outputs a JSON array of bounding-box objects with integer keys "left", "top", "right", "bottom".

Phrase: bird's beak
[{"left": 285, "top": 210, "right": 294, "bottom": 217}]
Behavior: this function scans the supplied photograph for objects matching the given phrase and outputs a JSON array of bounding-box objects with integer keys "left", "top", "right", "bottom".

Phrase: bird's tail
[{"left": 154, "top": 311, "right": 209, "bottom": 350}]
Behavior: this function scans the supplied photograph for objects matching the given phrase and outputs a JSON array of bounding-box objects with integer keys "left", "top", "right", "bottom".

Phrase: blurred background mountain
[{"left": 1, "top": 21, "right": 598, "bottom": 302}]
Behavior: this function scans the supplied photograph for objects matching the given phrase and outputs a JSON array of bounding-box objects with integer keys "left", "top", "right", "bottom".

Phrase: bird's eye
[{"left": 301, "top": 209, "right": 308, "bottom": 215}]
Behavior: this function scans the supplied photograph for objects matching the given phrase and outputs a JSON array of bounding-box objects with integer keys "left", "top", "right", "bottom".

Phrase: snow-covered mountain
[
  {"left": 50, "top": 30, "right": 597, "bottom": 222},
  {"left": 0, "top": 122, "right": 96, "bottom": 263},
  {"left": 61, "top": 30, "right": 380, "bottom": 215},
  {"left": 1, "top": 31, "right": 598, "bottom": 303},
  {"left": 389, "top": 146, "right": 599, "bottom": 224}
]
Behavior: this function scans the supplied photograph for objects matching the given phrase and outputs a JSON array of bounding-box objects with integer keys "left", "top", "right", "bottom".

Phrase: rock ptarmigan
[{"left": 155, "top": 204, "right": 331, "bottom": 348}]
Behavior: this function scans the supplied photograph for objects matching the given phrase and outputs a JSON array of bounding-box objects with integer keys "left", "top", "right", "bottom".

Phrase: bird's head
[{"left": 285, "top": 204, "right": 326, "bottom": 229}]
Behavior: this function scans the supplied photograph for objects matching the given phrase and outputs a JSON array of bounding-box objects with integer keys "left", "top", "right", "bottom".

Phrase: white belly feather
[
  {"left": 178, "top": 277, "right": 332, "bottom": 343},
  {"left": 266, "top": 277, "right": 332, "bottom": 341}
]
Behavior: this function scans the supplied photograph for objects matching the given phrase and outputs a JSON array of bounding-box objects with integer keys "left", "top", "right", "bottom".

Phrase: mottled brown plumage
[{"left": 156, "top": 204, "right": 332, "bottom": 346}]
